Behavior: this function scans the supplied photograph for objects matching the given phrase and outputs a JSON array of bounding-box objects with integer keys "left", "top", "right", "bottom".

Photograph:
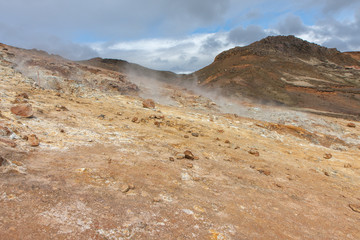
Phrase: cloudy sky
[{"left": 0, "top": 0, "right": 360, "bottom": 73}]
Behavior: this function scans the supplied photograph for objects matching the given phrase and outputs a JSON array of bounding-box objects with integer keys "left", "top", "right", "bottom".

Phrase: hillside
[
  {"left": 190, "top": 35, "right": 360, "bottom": 118},
  {"left": 1, "top": 41, "right": 360, "bottom": 239}
]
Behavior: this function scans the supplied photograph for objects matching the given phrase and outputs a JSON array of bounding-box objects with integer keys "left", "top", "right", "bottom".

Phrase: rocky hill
[
  {"left": 190, "top": 35, "right": 360, "bottom": 118},
  {"left": 1, "top": 40, "right": 360, "bottom": 239}
]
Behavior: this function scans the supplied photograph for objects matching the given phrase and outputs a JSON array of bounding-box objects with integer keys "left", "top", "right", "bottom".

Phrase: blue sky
[{"left": 0, "top": 0, "right": 359, "bottom": 73}]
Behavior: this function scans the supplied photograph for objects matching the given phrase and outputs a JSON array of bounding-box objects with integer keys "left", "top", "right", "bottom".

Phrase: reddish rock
[
  {"left": 143, "top": 99, "right": 155, "bottom": 108},
  {"left": 184, "top": 150, "right": 195, "bottom": 160},
  {"left": 131, "top": 117, "right": 139, "bottom": 123},
  {"left": 347, "top": 122, "right": 356, "bottom": 128},
  {"left": 323, "top": 153, "right": 332, "bottom": 159},
  {"left": 10, "top": 104, "right": 33, "bottom": 118},
  {"left": 28, "top": 134, "right": 40, "bottom": 147},
  {"left": 258, "top": 169, "right": 271, "bottom": 176},
  {"left": 249, "top": 148, "right": 259, "bottom": 157}
]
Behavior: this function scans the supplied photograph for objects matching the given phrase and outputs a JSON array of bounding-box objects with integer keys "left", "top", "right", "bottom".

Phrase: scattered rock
[
  {"left": 97, "top": 114, "right": 105, "bottom": 119},
  {"left": 55, "top": 105, "right": 68, "bottom": 111},
  {"left": 324, "top": 171, "right": 330, "bottom": 176},
  {"left": 184, "top": 150, "right": 195, "bottom": 160},
  {"left": 0, "top": 137, "right": 16, "bottom": 148},
  {"left": 169, "top": 157, "right": 175, "bottom": 162},
  {"left": 154, "top": 121, "right": 161, "bottom": 127},
  {"left": 225, "top": 140, "right": 230, "bottom": 144},
  {"left": 184, "top": 135, "right": 189, "bottom": 138},
  {"left": 176, "top": 153, "right": 186, "bottom": 159},
  {"left": 349, "top": 204, "right": 360, "bottom": 213},
  {"left": 344, "top": 163, "right": 352, "bottom": 168},
  {"left": 143, "top": 99, "right": 155, "bottom": 108},
  {"left": 0, "top": 125, "right": 11, "bottom": 136},
  {"left": 258, "top": 169, "right": 271, "bottom": 176},
  {"left": 186, "top": 163, "right": 193, "bottom": 168},
  {"left": 347, "top": 122, "right": 356, "bottom": 128},
  {"left": 191, "top": 132, "right": 199, "bottom": 137},
  {"left": 248, "top": 148, "right": 259, "bottom": 157},
  {"left": 0, "top": 156, "right": 6, "bottom": 166},
  {"left": 323, "top": 153, "right": 332, "bottom": 159},
  {"left": 10, "top": 104, "right": 33, "bottom": 118},
  {"left": 28, "top": 134, "right": 40, "bottom": 147},
  {"left": 120, "top": 184, "right": 130, "bottom": 193},
  {"left": 132, "top": 117, "right": 139, "bottom": 123},
  {"left": 153, "top": 197, "right": 161, "bottom": 202}
]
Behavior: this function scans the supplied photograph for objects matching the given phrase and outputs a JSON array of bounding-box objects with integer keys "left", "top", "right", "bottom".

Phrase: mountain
[{"left": 190, "top": 35, "right": 360, "bottom": 117}]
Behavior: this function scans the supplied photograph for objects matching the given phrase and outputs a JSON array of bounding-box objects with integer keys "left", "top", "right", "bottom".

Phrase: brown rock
[
  {"left": 323, "top": 153, "right": 332, "bottom": 159},
  {"left": 120, "top": 184, "right": 130, "bottom": 193},
  {"left": 191, "top": 132, "right": 199, "bottom": 137},
  {"left": 28, "top": 134, "right": 40, "bottom": 147},
  {"left": 184, "top": 150, "right": 195, "bottom": 160},
  {"left": 347, "top": 122, "right": 356, "bottom": 128},
  {"left": 0, "top": 125, "right": 11, "bottom": 136},
  {"left": 0, "top": 156, "right": 6, "bottom": 166},
  {"left": 258, "top": 169, "right": 271, "bottom": 176},
  {"left": 16, "top": 93, "right": 29, "bottom": 99},
  {"left": 0, "top": 137, "right": 16, "bottom": 148},
  {"left": 344, "top": 163, "right": 352, "bottom": 168},
  {"left": 225, "top": 140, "right": 230, "bottom": 144},
  {"left": 131, "top": 117, "right": 139, "bottom": 123},
  {"left": 143, "top": 99, "right": 155, "bottom": 108},
  {"left": 186, "top": 163, "right": 193, "bottom": 168},
  {"left": 10, "top": 104, "right": 33, "bottom": 118},
  {"left": 169, "top": 157, "right": 175, "bottom": 162},
  {"left": 249, "top": 148, "right": 259, "bottom": 157},
  {"left": 184, "top": 135, "right": 189, "bottom": 138},
  {"left": 349, "top": 204, "right": 360, "bottom": 213},
  {"left": 55, "top": 105, "right": 68, "bottom": 111}
]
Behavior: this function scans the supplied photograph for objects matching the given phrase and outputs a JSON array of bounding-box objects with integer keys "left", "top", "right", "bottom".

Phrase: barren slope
[{"left": 191, "top": 35, "right": 360, "bottom": 117}]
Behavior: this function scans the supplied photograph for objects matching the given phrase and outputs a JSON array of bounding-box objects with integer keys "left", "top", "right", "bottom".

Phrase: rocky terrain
[
  {"left": 1, "top": 39, "right": 360, "bottom": 239},
  {"left": 191, "top": 35, "right": 360, "bottom": 118}
]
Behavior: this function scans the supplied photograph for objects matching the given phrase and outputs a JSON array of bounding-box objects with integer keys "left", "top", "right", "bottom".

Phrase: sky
[{"left": 0, "top": 0, "right": 360, "bottom": 73}]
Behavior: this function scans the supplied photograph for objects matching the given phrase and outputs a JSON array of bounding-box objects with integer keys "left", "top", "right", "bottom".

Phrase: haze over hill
[{"left": 1, "top": 36, "right": 360, "bottom": 239}]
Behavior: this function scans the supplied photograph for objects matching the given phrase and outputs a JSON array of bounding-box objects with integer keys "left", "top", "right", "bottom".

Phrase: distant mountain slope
[
  {"left": 79, "top": 58, "right": 180, "bottom": 83},
  {"left": 344, "top": 51, "right": 360, "bottom": 62},
  {"left": 190, "top": 35, "right": 360, "bottom": 116}
]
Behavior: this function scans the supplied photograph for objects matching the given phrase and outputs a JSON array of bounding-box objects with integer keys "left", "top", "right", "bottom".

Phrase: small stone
[
  {"left": 169, "top": 157, "right": 175, "bottom": 162},
  {"left": 132, "top": 117, "right": 139, "bottom": 123},
  {"left": 129, "top": 184, "right": 135, "bottom": 190},
  {"left": 184, "top": 150, "right": 195, "bottom": 160},
  {"left": 258, "top": 169, "right": 271, "bottom": 176},
  {"left": 323, "top": 153, "right": 332, "bottom": 159},
  {"left": 324, "top": 171, "right": 330, "bottom": 176},
  {"left": 344, "top": 163, "right": 352, "bottom": 168},
  {"left": 176, "top": 153, "right": 186, "bottom": 159},
  {"left": 224, "top": 140, "right": 230, "bottom": 144},
  {"left": 28, "top": 134, "right": 40, "bottom": 147},
  {"left": 55, "top": 92, "right": 61, "bottom": 97},
  {"left": 97, "top": 114, "right": 105, "bottom": 119},
  {"left": 0, "top": 126, "right": 11, "bottom": 136},
  {"left": 248, "top": 148, "right": 259, "bottom": 157},
  {"left": 184, "top": 135, "right": 189, "bottom": 138},
  {"left": 347, "top": 122, "right": 356, "bottom": 128},
  {"left": 153, "top": 197, "right": 161, "bottom": 202},
  {"left": 60, "top": 129, "right": 65, "bottom": 133},
  {"left": 120, "top": 184, "right": 130, "bottom": 193},
  {"left": 16, "top": 93, "right": 29, "bottom": 99},
  {"left": 349, "top": 204, "right": 360, "bottom": 213},
  {"left": 0, "top": 156, "right": 6, "bottom": 166},
  {"left": 10, "top": 104, "right": 33, "bottom": 118},
  {"left": 193, "top": 177, "right": 201, "bottom": 181},
  {"left": 143, "top": 99, "right": 155, "bottom": 108},
  {"left": 55, "top": 105, "right": 68, "bottom": 111},
  {"left": 193, "top": 156, "right": 199, "bottom": 160},
  {"left": 186, "top": 163, "right": 193, "bottom": 168},
  {"left": 191, "top": 132, "right": 199, "bottom": 137}
]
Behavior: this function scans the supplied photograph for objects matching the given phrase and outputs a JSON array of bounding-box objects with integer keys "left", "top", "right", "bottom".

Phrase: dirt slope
[
  {"left": 1, "top": 42, "right": 360, "bottom": 239},
  {"left": 190, "top": 35, "right": 360, "bottom": 117}
]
